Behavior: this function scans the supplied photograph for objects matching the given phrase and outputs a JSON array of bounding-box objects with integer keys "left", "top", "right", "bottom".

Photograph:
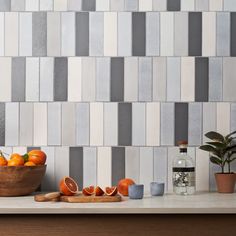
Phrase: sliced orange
[
  {"left": 105, "top": 186, "right": 118, "bottom": 196},
  {"left": 95, "top": 186, "right": 104, "bottom": 196},
  {"left": 82, "top": 186, "right": 95, "bottom": 196},
  {"left": 59, "top": 176, "right": 79, "bottom": 196},
  {"left": 24, "top": 161, "right": 36, "bottom": 166}
]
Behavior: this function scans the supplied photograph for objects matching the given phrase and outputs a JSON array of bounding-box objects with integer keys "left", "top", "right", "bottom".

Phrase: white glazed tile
[
  {"left": 167, "top": 147, "right": 178, "bottom": 193},
  {"left": 25, "top": 0, "right": 39, "bottom": 11},
  {"left": 125, "top": 147, "right": 139, "bottom": 183},
  {"left": 139, "top": 0, "right": 152, "bottom": 11},
  {"left": 0, "top": 58, "right": 11, "bottom": 102},
  {"left": 54, "top": 0, "right": 67, "bottom": 11},
  {"left": 40, "top": 0, "right": 53, "bottom": 10},
  {"left": 209, "top": 0, "right": 222, "bottom": 11},
  {"left": 0, "top": 13, "right": 4, "bottom": 56},
  {"left": 181, "top": 0, "right": 194, "bottom": 11},
  {"left": 96, "top": 0, "right": 109, "bottom": 11},
  {"left": 217, "top": 103, "right": 230, "bottom": 136}
]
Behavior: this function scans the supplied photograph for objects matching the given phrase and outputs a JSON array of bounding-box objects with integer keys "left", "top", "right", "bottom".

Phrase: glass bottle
[{"left": 172, "top": 141, "right": 195, "bottom": 195}]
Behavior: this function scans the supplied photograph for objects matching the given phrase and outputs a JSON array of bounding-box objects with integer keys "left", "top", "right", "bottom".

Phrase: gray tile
[
  {"left": 195, "top": 57, "right": 209, "bottom": 102},
  {"left": 161, "top": 103, "right": 174, "bottom": 146},
  {"left": 82, "top": 0, "right": 95, "bottom": 11},
  {"left": 111, "top": 58, "right": 124, "bottom": 102},
  {"left": 209, "top": 58, "right": 223, "bottom": 101},
  {"left": 224, "top": 0, "right": 236, "bottom": 11},
  {"left": 175, "top": 103, "right": 188, "bottom": 146},
  {"left": 47, "top": 103, "right": 61, "bottom": 146},
  {"left": 125, "top": 147, "right": 139, "bottom": 182},
  {"left": 209, "top": 163, "right": 221, "bottom": 191},
  {"left": 76, "top": 12, "right": 89, "bottom": 56},
  {"left": 0, "top": 103, "right": 5, "bottom": 146},
  {"left": 27, "top": 146, "right": 41, "bottom": 152},
  {"left": 96, "top": 58, "right": 110, "bottom": 101},
  {"left": 195, "top": 0, "right": 209, "bottom": 11},
  {"left": 110, "top": 0, "right": 124, "bottom": 11},
  {"left": 167, "top": 0, "right": 180, "bottom": 11},
  {"left": 11, "top": 0, "right": 25, "bottom": 11},
  {"left": 153, "top": 0, "right": 167, "bottom": 11},
  {"left": 32, "top": 12, "right": 47, "bottom": 56},
  {"left": 231, "top": 13, "right": 236, "bottom": 56},
  {"left": 54, "top": 58, "right": 68, "bottom": 101},
  {"left": 76, "top": 103, "right": 90, "bottom": 146},
  {"left": 146, "top": 12, "right": 159, "bottom": 56},
  {"left": 138, "top": 57, "right": 152, "bottom": 102},
  {"left": 189, "top": 12, "right": 202, "bottom": 56},
  {"left": 0, "top": 0, "right": 10, "bottom": 11},
  {"left": 125, "top": 0, "right": 138, "bottom": 11},
  {"left": 231, "top": 104, "right": 236, "bottom": 132},
  {"left": 70, "top": 147, "right": 83, "bottom": 189},
  {"left": 112, "top": 147, "right": 125, "bottom": 186},
  {"left": 132, "top": 12, "right": 146, "bottom": 56},
  {"left": 12, "top": 58, "right": 25, "bottom": 102},
  {"left": 68, "top": 0, "right": 82, "bottom": 11},
  {"left": 216, "top": 13, "right": 230, "bottom": 56},
  {"left": 188, "top": 103, "right": 202, "bottom": 146},
  {"left": 118, "top": 103, "right": 132, "bottom": 146}
]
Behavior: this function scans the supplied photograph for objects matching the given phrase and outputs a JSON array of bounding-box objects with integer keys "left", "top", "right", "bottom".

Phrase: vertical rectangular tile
[
  {"left": 224, "top": 0, "right": 236, "bottom": 11},
  {"left": 112, "top": 147, "right": 125, "bottom": 186},
  {"left": 125, "top": 0, "right": 138, "bottom": 11},
  {"left": 195, "top": 57, "right": 209, "bottom": 102},
  {"left": 140, "top": 147, "right": 153, "bottom": 193},
  {"left": 32, "top": 12, "right": 47, "bottom": 56},
  {"left": 174, "top": 12, "right": 188, "bottom": 56},
  {"left": 47, "top": 12, "right": 61, "bottom": 56},
  {"left": 55, "top": 147, "right": 69, "bottom": 185},
  {"left": 202, "top": 12, "right": 216, "bottom": 56},
  {"left": 83, "top": 147, "right": 97, "bottom": 187},
  {"left": 26, "top": 58, "right": 39, "bottom": 102},
  {"left": 68, "top": 0, "right": 82, "bottom": 11},
  {"left": 61, "top": 12, "right": 75, "bottom": 56},
  {"left": 124, "top": 57, "right": 138, "bottom": 102},
  {"left": 153, "top": 0, "right": 167, "bottom": 11},
  {"left": 181, "top": 0, "right": 194, "bottom": 11},
  {"left": 104, "top": 12, "right": 117, "bottom": 56},
  {"left": 154, "top": 147, "right": 168, "bottom": 191},
  {"left": 188, "top": 103, "right": 202, "bottom": 146},
  {"left": 104, "top": 103, "right": 118, "bottom": 146},
  {"left": 82, "top": 0, "right": 96, "bottom": 11},
  {"left": 216, "top": 13, "right": 230, "bottom": 56},
  {"left": 19, "top": 13, "right": 32, "bottom": 56},
  {"left": 231, "top": 104, "right": 236, "bottom": 132},
  {"left": 76, "top": 103, "right": 90, "bottom": 146},
  {"left": 118, "top": 103, "right": 132, "bottom": 146},
  {"left": 209, "top": 57, "right": 222, "bottom": 102},
  {"left": 160, "top": 103, "right": 174, "bottom": 146},
  {"left": 5, "top": 103, "right": 19, "bottom": 146},
  {"left": 209, "top": 0, "right": 222, "bottom": 11},
  {"left": 96, "top": 58, "right": 110, "bottom": 101},
  {"left": 111, "top": 58, "right": 124, "bottom": 102},
  {"left": 181, "top": 57, "right": 195, "bottom": 102},
  {"left": 68, "top": 57, "right": 82, "bottom": 102},
  {"left": 167, "top": 0, "right": 180, "bottom": 11},
  {"left": 175, "top": 103, "right": 188, "bottom": 145},
  {"left": 82, "top": 57, "right": 95, "bottom": 101},
  {"left": 69, "top": 147, "right": 83, "bottom": 189},
  {"left": 167, "top": 147, "right": 178, "bottom": 192},
  {"left": 118, "top": 12, "right": 132, "bottom": 56},
  {"left": 153, "top": 57, "right": 166, "bottom": 101},
  {"left": 62, "top": 103, "right": 76, "bottom": 146},
  {"left": 90, "top": 103, "right": 103, "bottom": 146},
  {"left": 96, "top": 0, "right": 109, "bottom": 11},
  {"left": 0, "top": 13, "right": 4, "bottom": 56},
  {"left": 76, "top": 12, "right": 89, "bottom": 56},
  {"left": 40, "top": 0, "right": 53, "bottom": 11},
  {"left": 196, "top": 149, "right": 209, "bottom": 191},
  {"left": 25, "top": 0, "right": 39, "bottom": 11},
  {"left": 54, "top": 0, "right": 67, "bottom": 11},
  {"left": 196, "top": 0, "right": 209, "bottom": 11},
  {"left": 0, "top": 58, "right": 11, "bottom": 102},
  {"left": 41, "top": 147, "right": 56, "bottom": 191},
  {"left": 19, "top": 103, "right": 33, "bottom": 146},
  {"left": 90, "top": 12, "right": 104, "bottom": 56},
  {"left": 5, "top": 12, "right": 18, "bottom": 56},
  {"left": 97, "top": 147, "right": 111, "bottom": 189},
  {"left": 167, "top": 57, "right": 181, "bottom": 102},
  {"left": 132, "top": 12, "right": 145, "bottom": 56},
  {"left": 231, "top": 13, "right": 236, "bottom": 56},
  {"left": 34, "top": 103, "right": 47, "bottom": 146},
  {"left": 0, "top": 147, "right": 11, "bottom": 158},
  {"left": 40, "top": 57, "right": 54, "bottom": 102},
  {"left": 217, "top": 103, "right": 230, "bottom": 136},
  {"left": 48, "top": 103, "right": 61, "bottom": 146},
  {"left": 189, "top": 12, "right": 202, "bottom": 56},
  {"left": 139, "top": 0, "right": 152, "bottom": 11},
  {"left": 110, "top": 0, "right": 124, "bottom": 11},
  {"left": 138, "top": 57, "right": 152, "bottom": 102},
  {"left": 11, "top": 0, "right": 25, "bottom": 11},
  {"left": 146, "top": 102, "right": 160, "bottom": 146},
  {"left": 13, "top": 147, "right": 27, "bottom": 156},
  {"left": 132, "top": 103, "right": 145, "bottom": 146},
  {"left": 54, "top": 57, "right": 68, "bottom": 102},
  {"left": 146, "top": 12, "right": 159, "bottom": 56},
  {"left": 12, "top": 57, "right": 25, "bottom": 102},
  {"left": 125, "top": 147, "right": 139, "bottom": 182},
  {"left": 160, "top": 12, "right": 174, "bottom": 56}
]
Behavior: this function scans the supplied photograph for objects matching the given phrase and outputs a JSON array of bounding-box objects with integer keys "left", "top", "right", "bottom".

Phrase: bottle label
[{"left": 172, "top": 168, "right": 195, "bottom": 187}]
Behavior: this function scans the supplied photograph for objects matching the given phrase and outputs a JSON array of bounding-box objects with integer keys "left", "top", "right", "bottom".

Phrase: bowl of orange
[{"left": 0, "top": 150, "right": 47, "bottom": 197}]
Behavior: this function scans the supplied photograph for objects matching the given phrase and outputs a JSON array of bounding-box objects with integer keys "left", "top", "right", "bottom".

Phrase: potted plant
[{"left": 199, "top": 131, "right": 236, "bottom": 193}]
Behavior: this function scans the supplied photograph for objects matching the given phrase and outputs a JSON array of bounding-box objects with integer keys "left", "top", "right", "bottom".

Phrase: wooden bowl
[{"left": 0, "top": 165, "right": 46, "bottom": 197}]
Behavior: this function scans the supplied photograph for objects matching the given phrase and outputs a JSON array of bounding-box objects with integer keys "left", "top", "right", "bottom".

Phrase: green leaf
[
  {"left": 206, "top": 142, "right": 226, "bottom": 149},
  {"left": 22, "top": 153, "right": 28, "bottom": 162},
  {"left": 199, "top": 145, "right": 218, "bottom": 153},
  {"left": 228, "top": 157, "right": 236, "bottom": 163},
  {"left": 210, "top": 156, "right": 223, "bottom": 166},
  {"left": 205, "top": 131, "right": 224, "bottom": 142},
  {"left": 225, "top": 145, "right": 236, "bottom": 152},
  {"left": 225, "top": 130, "right": 236, "bottom": 139}
]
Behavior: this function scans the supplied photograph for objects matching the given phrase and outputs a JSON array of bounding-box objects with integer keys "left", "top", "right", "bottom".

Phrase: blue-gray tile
[
  {"left": 125, "top": 0, "right": 138, "bottom": 11},
  {"left": 11, "top": 0, "right": 25, "bottom": 11},
  {"left": 224, "top": 0, "right": 236, "bottom": 11},
  {"left": 112, "top": 147, "right": 125, "bottom": 186},
  {"left": 82, "top": 0, "right": 95, "bottom": 11},
  {"left": 0, "top": 0, "right": 10, "bottom": 11}
]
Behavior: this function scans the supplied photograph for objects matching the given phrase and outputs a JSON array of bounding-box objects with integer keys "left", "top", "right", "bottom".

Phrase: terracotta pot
[{"left": 215, "top": 173, "right": 236, "bottom": 193}]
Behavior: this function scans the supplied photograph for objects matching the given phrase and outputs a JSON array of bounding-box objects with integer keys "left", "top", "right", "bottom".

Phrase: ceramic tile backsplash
[{"left": 1, "top": 0, "right": 236, "bottom": 193}]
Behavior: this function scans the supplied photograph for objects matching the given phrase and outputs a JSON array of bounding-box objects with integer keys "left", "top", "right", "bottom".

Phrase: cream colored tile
[
  {"left": 217, "top": 103, "right": 230, "bottom": 136},
  {"left": 181, "top": 0, "right": 195, "bottom": 11},
  {"left": 209, "top": 0, "right": 222, "bottom": 11},
  {"left": 25, "top": 0, "right": 39, "bottom": 11},
  {"left": 0, "top": 13, "right": 4, "bottom": 56},
  {"left": 54, "top": 0, "right": 67, "bottom": 11},
  {"left": 139, "top": 0, "right": 152, "bottom": 11},
  {"left": 0, "top": 58, "right": 11, "bottom": 101},
  {"left": 13, "top": 147, "right": 27, "bottom": 156}
]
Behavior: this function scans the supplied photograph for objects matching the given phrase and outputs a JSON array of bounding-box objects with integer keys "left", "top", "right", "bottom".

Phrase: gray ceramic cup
[
  {"left": 150, "top": 182, "right": 165, "bottom": 196},
  {"left": 128, "top": 184, "right": 144, "bottom": 199}
]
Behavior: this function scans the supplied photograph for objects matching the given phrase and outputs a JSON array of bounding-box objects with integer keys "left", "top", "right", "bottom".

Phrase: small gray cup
[
  {"left": 150, "top": 182, "right": 165, "bottom": 196},
  {"left": 128, "top": 184, "right": 144, "bottom": 199}
]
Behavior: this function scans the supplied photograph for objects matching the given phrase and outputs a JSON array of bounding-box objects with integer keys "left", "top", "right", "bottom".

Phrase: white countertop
[{"left": 0, "top": 192, "right": 236, "bottom": 214}]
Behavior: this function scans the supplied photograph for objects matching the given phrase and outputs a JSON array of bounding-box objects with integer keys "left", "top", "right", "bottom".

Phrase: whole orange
[
  {"left": 28, "top": 150, "right": 46, "bottom": 165},
  {"left": 10, "top": 153, "right": 24, "bottom": 166},
  {"left": 0, "top": 156, "right": 7, "bottom": 166},
  {"left": 8, "top": 158, "right": 24, "bottom": 166},
  {"left": 117, "top": 178, "right": 135, "bottom": 196},
  {"left": 24, "top": 161, "right": 36, "bottom": 166}
]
